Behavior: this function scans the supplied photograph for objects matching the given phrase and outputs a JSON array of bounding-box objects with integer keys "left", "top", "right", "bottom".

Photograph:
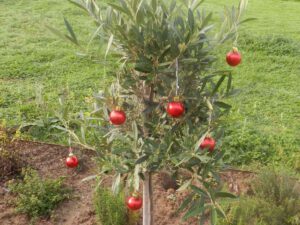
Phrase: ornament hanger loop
[
  {"left": 68, "top": 134, "right": 73, "bottom": 153},
  {"left": 116, "top": 73, "right": 121, "bottom": 104},
  {"left": 175, "top": 58, "right": 179, "bottom": 96},
  {"left": 207, "top": 97, "right": 215, "bottom": 128},
  {"left": 233, "top": 22, "right": 239, "bottom": 47}
]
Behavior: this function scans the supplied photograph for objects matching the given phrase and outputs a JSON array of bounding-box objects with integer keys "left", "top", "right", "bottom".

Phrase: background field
[{"left": 0, "top": 0, "right": 299, "bottom": 170}]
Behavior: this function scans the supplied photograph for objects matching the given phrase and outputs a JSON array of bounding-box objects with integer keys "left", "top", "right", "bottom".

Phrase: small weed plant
[
  {"left": 94, "top": 186, "right": 128, "bottom": 225},
  {"left": 8, "top": 168, "right": 71, "bottom": 220}
]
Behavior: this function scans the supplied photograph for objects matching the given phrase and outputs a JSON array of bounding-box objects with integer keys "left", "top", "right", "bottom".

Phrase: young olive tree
[{"left": 50, "top": 0, "right": 249, "bottom": 224}]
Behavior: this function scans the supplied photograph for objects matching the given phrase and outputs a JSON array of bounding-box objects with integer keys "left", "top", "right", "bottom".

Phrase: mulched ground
[{"left": 0, "top": 140, "right": 254, "bottom": 225}]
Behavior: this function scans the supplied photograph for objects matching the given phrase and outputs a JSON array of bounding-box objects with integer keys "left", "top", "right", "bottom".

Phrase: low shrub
[
  {"left": 8, "top": 168, "right": 71, "bottom": 220},
  {"left": 94, "top": 186, "right": 127, "bottom": 225},
  {"left": 220, "top": 170, "right": 300, "bottom": 225}
]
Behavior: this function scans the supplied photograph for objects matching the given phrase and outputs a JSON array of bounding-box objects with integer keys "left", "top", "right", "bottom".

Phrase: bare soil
[{"left": 0, "top": 140, "right": 254, "bottom": 225}]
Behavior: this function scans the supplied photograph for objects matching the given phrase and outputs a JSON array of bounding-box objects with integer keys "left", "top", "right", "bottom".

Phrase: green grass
[
  {"left": 0, "top": 0, "right": 111, "bottom": 128},
  {"left": 0, "top": 0, "right": 299, "bottom": 168},
  {"left": 204, "top": 0, "right": 300, "bottom": 41},
  {"left": 205, "top": 0, "right": 300, "bottom": 169},
  {"left": 221, "top": 35, "right": 300, "bottom": 168}
]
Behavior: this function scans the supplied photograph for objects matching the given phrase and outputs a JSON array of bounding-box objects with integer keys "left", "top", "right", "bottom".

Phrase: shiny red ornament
[
  {"left": 200, "top": 137, "right": 216, "bottom": 152},
  {"left": 109, "top": 107, "right": 126, "bottom": 125},
  {"left": 226, "top": 47, "right": 242, "bottom": 67},
  {"left": 66, "top": 153, "right": 79, "bottom": 168},
  {"left": 127, "top": 195, "right": 142, "bottom": 211},
  {"left": 167, "top": 97, "right": 185, "bottom": 118}
]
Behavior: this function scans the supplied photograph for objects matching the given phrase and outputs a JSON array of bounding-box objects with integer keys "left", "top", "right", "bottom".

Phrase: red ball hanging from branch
[
  {"left": 109, "top": 106, "right": 126, "bottom": 125},
  {"left": 65, "top": 153, "right": 79, "bottom": 168},
  {"left": 226, "top": 47, "right": 242, "bottom": 67},
  {"left": 200, "top": 137, "right": 216, "bottom": 152},
  {"left": 167, "top": 97, "right": 185, "bottom": 118},
  {"left": 126, "top": 194, "right": 143, "bottom": 211}
]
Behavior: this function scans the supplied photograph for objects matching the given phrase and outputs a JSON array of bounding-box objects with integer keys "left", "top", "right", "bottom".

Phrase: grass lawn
[
  {"left": 0, "top": 0, "right": 299, "bottom": 169},
  {"left": 0, "top": 0, "right": 112, "bottom": 127}
]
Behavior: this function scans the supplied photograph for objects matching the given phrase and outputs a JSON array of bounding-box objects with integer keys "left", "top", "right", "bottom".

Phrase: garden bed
[{"left": 0, "top": 140, "right": 254, "bottom": 225}]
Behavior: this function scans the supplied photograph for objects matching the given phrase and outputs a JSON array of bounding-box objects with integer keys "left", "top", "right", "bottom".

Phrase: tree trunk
[{"left": 143, "top": 172, "right": 153, "bottom": 225}]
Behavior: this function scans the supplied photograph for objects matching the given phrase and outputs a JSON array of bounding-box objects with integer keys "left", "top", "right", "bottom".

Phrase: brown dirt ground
[{"left": 0, "top": 140, "right": 254, "bottom": 225}]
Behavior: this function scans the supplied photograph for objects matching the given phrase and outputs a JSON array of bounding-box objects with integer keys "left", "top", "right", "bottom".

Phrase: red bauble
[
  {"left": 167, "top": 98, "right": 185, "bottom": 118},
  {"left": 200, "top": 137, "right": 216, "bottom": 152},
  {"left": 126, "top": 196, "right": 142, "bottom": 211},
  {"left": 226, "top": 47, "right": 242, "bottom": 67},
  {"left": 109, "top": 108, "right": 126, "bottom": 125},
  {"left": 66, "top": 154, "right": 79, "bottom": 168}
]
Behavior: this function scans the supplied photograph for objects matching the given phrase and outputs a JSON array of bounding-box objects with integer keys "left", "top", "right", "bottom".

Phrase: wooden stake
[{"left": 143, "top": 172, "right": 153, "bottom": 225}]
